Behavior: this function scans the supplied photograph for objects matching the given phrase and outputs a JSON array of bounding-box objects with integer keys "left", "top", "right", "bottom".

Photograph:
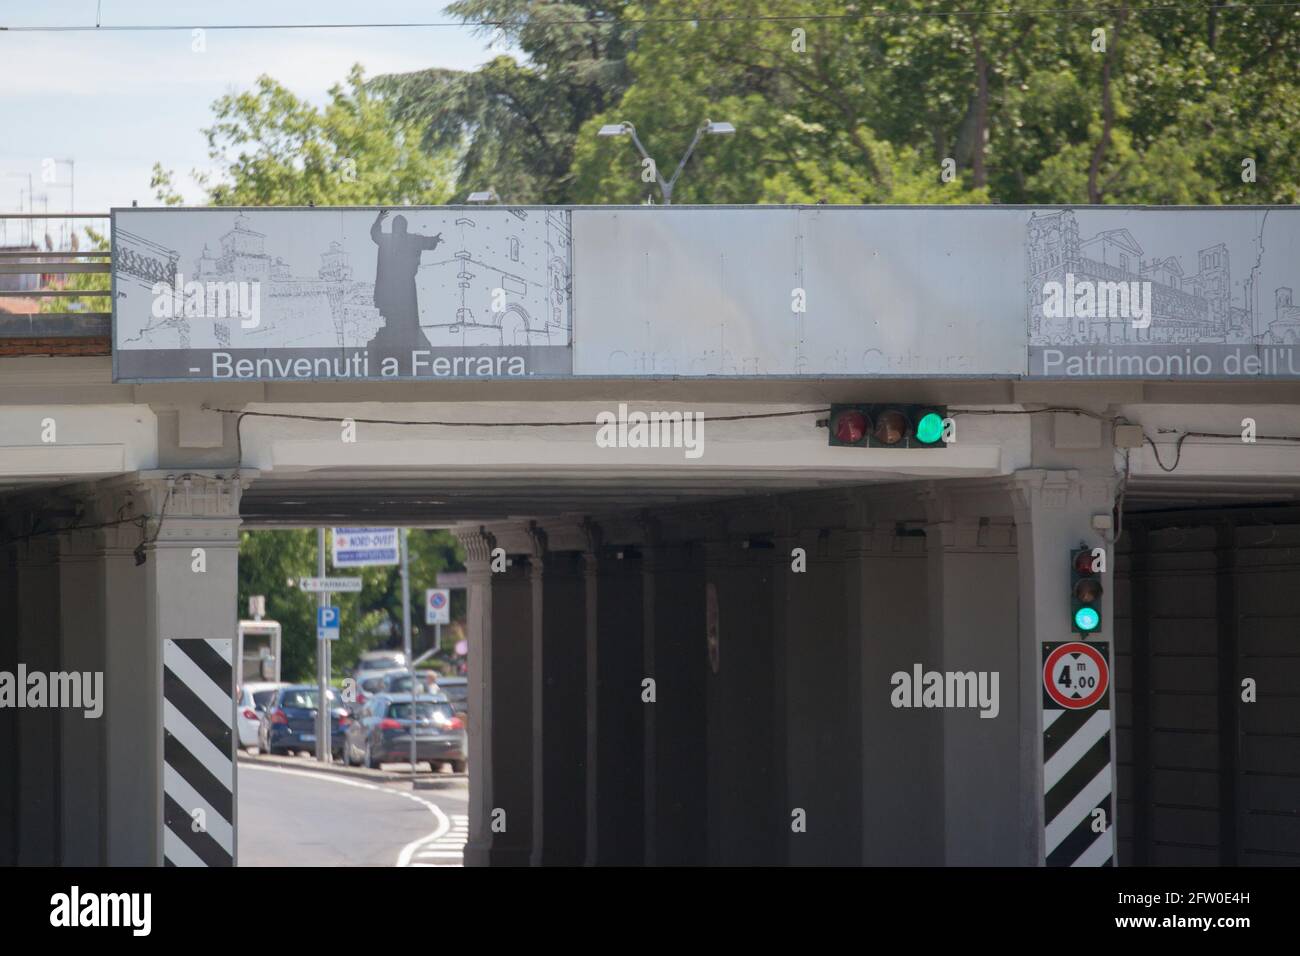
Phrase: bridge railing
[{"left": 0, "top": 213, "right": 111, "bottom": 352}]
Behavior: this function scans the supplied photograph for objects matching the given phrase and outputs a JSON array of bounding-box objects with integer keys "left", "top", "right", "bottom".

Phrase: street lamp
[
  {"left": 598, "top": 118, "right": 735, "bottom": 204},
  {"left": 466, "top": 189, "right": 499, "bottom": 204}
]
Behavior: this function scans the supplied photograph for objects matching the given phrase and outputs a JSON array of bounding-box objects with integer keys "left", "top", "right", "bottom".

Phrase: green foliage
[
  {"left": 154, "top": 66, "right": 455, "bottom": 206},
  {"left": 237, "top": 529, "right": 465, "bottom": 682},
  {"left": 373, "top": 1, "right": 635, "bottom": 202},
  {"left": 376, "top": 0, "right": 1300, "bottom": 206}
]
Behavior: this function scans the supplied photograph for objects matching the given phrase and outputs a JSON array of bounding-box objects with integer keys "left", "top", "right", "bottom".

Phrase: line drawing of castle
[
  {"left": 1023, "top": 208, "right": 1295, "bottom": 347},
  {"left": 115, "top": 210, "right": 574, "bottom": 352}
]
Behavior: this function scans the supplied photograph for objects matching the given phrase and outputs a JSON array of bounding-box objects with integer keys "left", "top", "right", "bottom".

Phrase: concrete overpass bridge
[{"left": 2, "top": 204, "right": 1299, "bottom": 866}]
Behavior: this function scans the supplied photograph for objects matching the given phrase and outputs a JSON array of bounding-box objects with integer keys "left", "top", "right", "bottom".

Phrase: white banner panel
[{"left": 111, "top": 205, "right": 1300, "bottom": 381}]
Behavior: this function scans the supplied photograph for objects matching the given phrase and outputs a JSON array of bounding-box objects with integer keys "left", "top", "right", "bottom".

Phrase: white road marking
[{"left": 241, "top": 763, "right": 457, "bottom": 867}]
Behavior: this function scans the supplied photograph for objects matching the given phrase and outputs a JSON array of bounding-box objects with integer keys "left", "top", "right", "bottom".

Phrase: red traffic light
[
  {"left": 1073, "top": 549, "right": 1097, "bottom": 575},
  {"left": 832, "top": 409, "right": 870, "bottom": 444}
]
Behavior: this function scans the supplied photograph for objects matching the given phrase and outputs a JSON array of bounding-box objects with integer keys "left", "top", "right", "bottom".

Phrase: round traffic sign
[
  {"left": 1043, "top": 642, "right": 1108, "bottom": 709},
  {"left": 430, "top": 592, "right": 447, "bottom": 610}
]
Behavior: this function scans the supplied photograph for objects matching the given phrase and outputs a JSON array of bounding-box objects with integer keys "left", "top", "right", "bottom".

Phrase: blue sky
[{"left": 0, "top": 1, "right": 504, "bottom": 230}]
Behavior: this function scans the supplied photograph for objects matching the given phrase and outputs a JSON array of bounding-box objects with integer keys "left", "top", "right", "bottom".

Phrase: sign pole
[
  {"left": 400, "top": 528, "right": 416, "bottom": 780},
  {"left": 316, "top": 528, "right": 330, "bottom": 764}
]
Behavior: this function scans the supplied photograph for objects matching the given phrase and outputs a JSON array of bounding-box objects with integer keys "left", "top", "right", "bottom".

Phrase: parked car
[
  {"left": 258, "top": 685, "right": 349, "bottom": 759},
  {"left": 236, "top": 681, "right": 285, "bottom": 750},
  {"left": 353, "top": 650, "right": 406, "bottom": 679},
  {"left": 344, "top": 692, "right": 466, "bottom": 772},
  {"left": 436, "top": 676, "right": 468, "bottom": 720},
  {"left": 379, "top": 669, "right": 441, "bottom": 696},
  {"left": 351, "top": 668, "right": 403, "bottom": 713}
]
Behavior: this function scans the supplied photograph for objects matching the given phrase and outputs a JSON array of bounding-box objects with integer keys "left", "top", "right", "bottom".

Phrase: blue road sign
[{"left": 317, "top": 605, "right": 340, "bottom": 641}]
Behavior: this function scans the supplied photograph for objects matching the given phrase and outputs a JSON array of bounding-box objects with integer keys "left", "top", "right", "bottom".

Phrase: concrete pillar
[
  {"left": 925, "top": 491, "right": 1021, "bottom": 866},
  {"left": 0, "top": 542, "right": 19, "bottom": 864},
  {"left": 702, "top": 529, "right": 777, "bottom": 865},
  {"left": 1011, "top": 469, "right": 1118, "bottom": 865},
  {"left": 57, "top": 528, "right": 108, "bottom": 865},
  {"left": 456, "top": 527, "right": 533, "bottom": 866},
  {"left": 139, "top": 474, "right": 242, "bottom": 866},
  {"left": 530, "top": 534, "right": 587, "bottom": 865},
  {"left": 853, "top": 515, "right": 940, "bottom": 864},
  {"left": 780, "top": 514, "right": 862, "bottom": 865},
  {"left": 15, "top": 535, "right": 61, "bottom": 864},
  {"left": 102, "top": 517, "right": 153, "bottom": 865},
  {"left": 641, "top": 537, "right": 706, "bottom": 865},
  {"left": 584, "top": 533, "right": 645, "bottom": 865}
]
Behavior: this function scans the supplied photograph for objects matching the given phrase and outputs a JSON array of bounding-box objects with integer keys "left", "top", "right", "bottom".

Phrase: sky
[{"left": 0, "top": 1, "right": 505, "bottom": 243}]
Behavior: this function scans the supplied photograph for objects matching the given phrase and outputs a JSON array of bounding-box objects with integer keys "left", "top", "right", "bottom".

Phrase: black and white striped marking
[
  {"left": 163, "top": 638, "right": 235, "bottom": 867},
  {"left": 1042, "top": 641, "right": 1115, "bottom": 867}
]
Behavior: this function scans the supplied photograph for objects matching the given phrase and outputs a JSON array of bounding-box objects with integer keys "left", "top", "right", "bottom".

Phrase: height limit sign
[{"left": 425, "top": 588, "right": 450, "bottom": 626}]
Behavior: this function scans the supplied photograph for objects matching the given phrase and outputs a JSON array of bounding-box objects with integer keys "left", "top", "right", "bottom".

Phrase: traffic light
[
  {"left": 826, "top": 404, "right": 948, "bottom": 449},
  {"left": 1071, "top": 546, "right": 1103, "bottom": 634}
]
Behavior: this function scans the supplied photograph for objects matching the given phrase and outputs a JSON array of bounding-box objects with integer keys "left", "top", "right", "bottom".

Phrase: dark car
[
  {"left": 378, "top": 669, "right": 441, "bottom": 696},
  {"left": 435, "top": 676, "right": 468, "bottom": 720},
  {"left": 258, "top": 685, "right": 349, "bottom": 759},
  {"left": 344, "top": 692, "right": 466, "bottom": 772}
]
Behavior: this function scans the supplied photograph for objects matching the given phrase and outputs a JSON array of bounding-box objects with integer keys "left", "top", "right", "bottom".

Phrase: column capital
[{"left": 455, "top": 525, "right": 498, "bottom": 565}]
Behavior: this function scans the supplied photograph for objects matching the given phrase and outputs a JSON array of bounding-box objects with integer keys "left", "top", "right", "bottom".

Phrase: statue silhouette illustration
[{"left": 367, "top": 210, "right": 443, "bottom": 354}]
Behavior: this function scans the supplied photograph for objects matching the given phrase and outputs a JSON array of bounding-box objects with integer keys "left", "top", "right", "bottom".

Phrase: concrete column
[
  {"left": 780, "top": 514, "right": 862, "bottom": 865},
  {"left": 0, "top": 542, "right": 19, "bottom": 864},
  {"left": 15, "top": 535, "right": 61, "bottom": 865},
  {"left": 530, "top": 530, "right": 587, "bottom": 865},
  {"left": 925, "top": 493, "right": 1021, "bottom": 866},
  {"left": 1011, "top": 469, "right": 1118, "bottom": 866},
  {"left": 57, "top": 527, "right": 108, "bottom": 865},
  {"left": 139, "top": 474, "right": 243, "bottom": 866},
  {"left": 102, "top": 518, "right": 153, "bottom": 865},
  {"left": 456, "top": 526, "right": 533, "bottom": 866},
  {"left": 584, "top": 533, "right": 645, "bottom": 865},
  {"left": 853, "top": 515, "right": 938, "bottom": 864},
  {"left": 641, "top": 536, "right": 706, "bottom": 865},
  {"left": 458, "top": 528, "right": 495, "bottom": 867},
  {"left": 702, "top": 528, "right": 777, "bottom": 865}
]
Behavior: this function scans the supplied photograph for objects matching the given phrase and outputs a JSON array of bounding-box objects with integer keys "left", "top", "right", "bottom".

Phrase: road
[{"left": 238, "top": 762, "right": 469, "bottom": 867}]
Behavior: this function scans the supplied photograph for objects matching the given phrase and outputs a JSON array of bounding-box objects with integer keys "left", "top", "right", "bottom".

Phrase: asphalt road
[{"left": 238, "top": 762, "right": 470, "bottom": 866}]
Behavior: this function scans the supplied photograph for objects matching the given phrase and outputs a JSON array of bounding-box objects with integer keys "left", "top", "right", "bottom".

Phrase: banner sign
[
  {"left": 112, "top": 205, "right": 1300, "bottom": 382},
  {"left": 112, "top": 207, "right": 573, "bottom": 382}
]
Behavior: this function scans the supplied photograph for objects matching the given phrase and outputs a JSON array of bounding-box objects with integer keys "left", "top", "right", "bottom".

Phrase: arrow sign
[{"left": 299, "top": 577, "right": 363, "bottom": 593}]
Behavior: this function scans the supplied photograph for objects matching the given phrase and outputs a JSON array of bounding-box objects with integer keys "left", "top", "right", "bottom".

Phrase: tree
[
  {"left": 236, "top": 529, "right": 464, "bottom": 682},
  {"left": 373, "top": 0, "right": 635, "bottom": 202},
  {"left": 154, "top": 66, "right": 455, "bottom": 206}
]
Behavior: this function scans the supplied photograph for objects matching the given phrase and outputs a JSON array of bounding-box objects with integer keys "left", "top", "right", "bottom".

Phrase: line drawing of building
[
  {"left": 115, "top": 209, "right": 574, "bottom": 353},
  {"left": 1025, "top": 209, "right": 1269, "bottom": 347}
]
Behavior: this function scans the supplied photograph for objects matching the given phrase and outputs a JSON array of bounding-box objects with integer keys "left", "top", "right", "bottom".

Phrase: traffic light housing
[
  {"left": 1071, "top": 546, "right": 1103, "bottom": 634},
  {"left": 827, "top": 404, "right": 948, "bottom": 449}
]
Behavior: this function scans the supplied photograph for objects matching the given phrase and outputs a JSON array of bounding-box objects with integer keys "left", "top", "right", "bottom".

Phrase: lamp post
[{"left": 598, "top": 119, "right": 735, "bottom": 205}]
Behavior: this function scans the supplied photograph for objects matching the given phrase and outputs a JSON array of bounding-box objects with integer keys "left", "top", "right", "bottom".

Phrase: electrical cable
[{"left": 5, "top": 3, "right": 1299, "bottom": 32}]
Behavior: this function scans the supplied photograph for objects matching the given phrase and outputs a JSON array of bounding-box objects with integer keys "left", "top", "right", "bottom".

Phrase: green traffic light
[
  {"left": 1074, "top": 606, "right": 1100, "bottom": 632},
  {"left": 916, "top": 412, "right": 944, "bottom": 444}
]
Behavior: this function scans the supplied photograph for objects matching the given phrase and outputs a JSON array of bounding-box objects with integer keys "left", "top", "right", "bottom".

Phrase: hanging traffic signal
[
  {"left": 827, "top": 404, "right": 948, "bottom": 449},
  {"left": 1071, "top": 546, "right": 1103, "bottom": 634}
]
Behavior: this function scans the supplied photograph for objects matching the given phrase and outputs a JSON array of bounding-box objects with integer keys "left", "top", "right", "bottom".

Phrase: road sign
[
  {"left": 316, "top": 606, "right": 340, "bottom": 641},
  {"left": 299, "top": 576, "right": 363, "bottom": 593},
  {"left": 436, "top": 571, "right": 468, "bottom": 589},
  {"left": 426, "top": 588, "right": 450, "bottom": 625},
  {"left": 1041, "top": 640, "right": 1114, "bottom": 867},
  {"left": 1043, "top": 641, "right": 1109, "bottom": 709},
  {"left": 331, "top": 527, "right": 400, "bottom": 567}
]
